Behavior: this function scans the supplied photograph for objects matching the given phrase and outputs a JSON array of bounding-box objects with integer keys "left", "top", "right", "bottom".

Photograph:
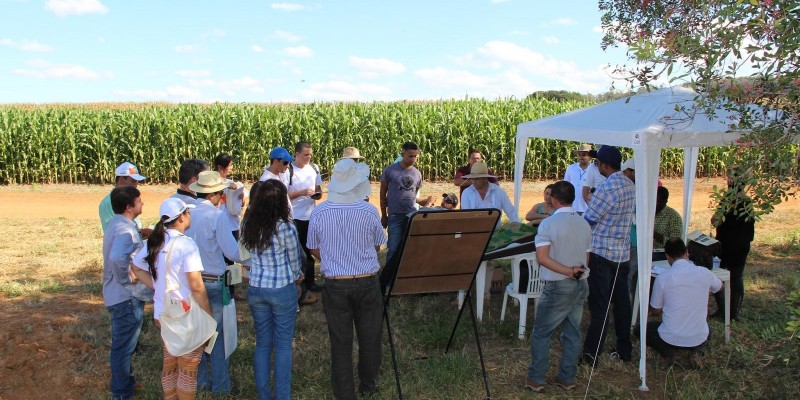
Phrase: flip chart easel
[{"left": 382, "top": 208, "right": 500, "bottom": 400}]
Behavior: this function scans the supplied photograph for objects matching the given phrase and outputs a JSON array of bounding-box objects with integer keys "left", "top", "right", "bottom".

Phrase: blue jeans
[
  {"left": 248, "top": 284, "right": 298, "bottom": 400},
  {"left": 386, "top": 213, "right": 407, "bottom": 263},
  {"left": 528, "top": 279, "right": 588, "bottom": 384},
  {"left": 107, "top": 298, "right": 144, "bottom": 400},
  {"left": 197, "top": 281, "right": 232, "bottom": 394},
  {"left": 322, "top": 275, "right": 384, "bottom": 400}
]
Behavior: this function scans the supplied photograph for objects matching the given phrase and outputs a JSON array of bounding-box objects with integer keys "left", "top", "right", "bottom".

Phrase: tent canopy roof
[{"left": 517, "top": 86, "right": 744, "bottom": 150}]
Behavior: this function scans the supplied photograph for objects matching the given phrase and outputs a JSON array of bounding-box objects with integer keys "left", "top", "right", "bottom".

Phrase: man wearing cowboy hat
[
  {"left": 185, "top": 171, "right": 246, "bottom": 395},
  {"left": 461, "top": 161, "right": 520, "bottom": 300},
  {"left": 563, "top": 144, "right": 597, "bottom": 213},
  {"left": 308, "top": 158, "right": 387, "bottom": 400},
  {"left": 453, "top": 148, "right": 498, "bottom": 197}
]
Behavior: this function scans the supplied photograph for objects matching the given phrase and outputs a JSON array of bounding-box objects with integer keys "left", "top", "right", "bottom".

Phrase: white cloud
[
  {"left": 547, "top": 18, "right": 576, "bottom": 26},
  {"left": 176, "top": 69, "right": 211, "bottom": 78},
  {"left": 97, "top": 37, "right": 105, "bottom": 44},
  {"left": 542, "top": 36, "right": 560, "bottom": 45},
  {"left": 174, "top": 44, "right": 204, "bottom": 53},
  {"left": 0, "top": 38, "right": 54, "bottom": 52},
  {"left": 271, "top": 2, "right": 309, "bottom": 11},
  {"left": 45, "top": 0, "right": 108, "bottom": 17},
  {"left": 203, "top": 28, "right": 226, "bottom": 39},
  {"left": 349, "top": 56, "right": 406, "bottom": 78},
  {"left": 281, "top": 61, "right": 303, "bottom": 75},
  {"left": 251, "top": 44, "right": 265, "bottom": 53},
  {"left": 593, "top": 25, "right": 603, "bottom": 33},
  {"left": 418, "top": 40, "right": 615, "bottom": 97},
  {"left": 272, "top": 30, "right": 301, "bottom": 42},
  {"left": 284, "top": 46, "right": 313, "bottom": 58},
  {"left": 299, "top": 80, "right": 393, "bottom": 102},
  {"left": 116, "top": 86, "right": 212, "bottom": 102},
  {"left": 13, "top": 59, "right": 112, "bottom": 80}
]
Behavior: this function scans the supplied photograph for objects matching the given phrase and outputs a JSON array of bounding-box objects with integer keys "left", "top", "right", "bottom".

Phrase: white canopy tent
[{"left": 513, "top": 86, "right": 744, "bottom": 390}]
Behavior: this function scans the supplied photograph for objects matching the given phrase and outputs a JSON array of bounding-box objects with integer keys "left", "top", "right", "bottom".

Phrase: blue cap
[
  {"left": 269, "top": 147, "right": 295, "bottom": 162},
  {"left": 590, "top": 145, "right": 622, "bottom": 169}
]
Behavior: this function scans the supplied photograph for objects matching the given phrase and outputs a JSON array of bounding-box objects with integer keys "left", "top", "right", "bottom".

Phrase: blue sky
[{"left": 1, "top": 0, "right": 631, "bottom": 103}]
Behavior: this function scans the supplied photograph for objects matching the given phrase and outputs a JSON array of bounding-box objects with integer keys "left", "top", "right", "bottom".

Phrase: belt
[
  {"left": 326, "top": 273, "right": 376, "bottom": 280},
  {"left": 201, "top": 273, "right": 225, "bottom": 282}
]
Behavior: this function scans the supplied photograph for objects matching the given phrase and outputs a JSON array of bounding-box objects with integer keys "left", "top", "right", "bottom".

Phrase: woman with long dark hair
[
  {"left": 241, "top": 180, "right": 304, "bottom": 400},
  {"left": 131, "top": 198, "right": 210, "bottom": 400}
]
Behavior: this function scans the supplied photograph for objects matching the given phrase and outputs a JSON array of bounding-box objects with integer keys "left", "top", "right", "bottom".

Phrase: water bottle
[{"left": 712, "top": 256, "right": 721, "bottom": 270}]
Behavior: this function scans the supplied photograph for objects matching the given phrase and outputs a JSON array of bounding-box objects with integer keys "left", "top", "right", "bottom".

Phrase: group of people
[
  {"left": 523, "top": 144, "right": 754, "bottom": 393},
  {"left": 100, "top": 141, "right": 755, "bottom": 399}
]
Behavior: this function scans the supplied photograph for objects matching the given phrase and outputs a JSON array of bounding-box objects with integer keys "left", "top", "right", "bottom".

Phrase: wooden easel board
[{"left": 390, "top": 209, "right": 499, "bottom": 295}]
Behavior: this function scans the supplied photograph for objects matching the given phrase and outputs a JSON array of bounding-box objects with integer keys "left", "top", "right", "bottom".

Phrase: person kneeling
[{"left": 638, "top": 237, "right": 723, "bottom": 368}]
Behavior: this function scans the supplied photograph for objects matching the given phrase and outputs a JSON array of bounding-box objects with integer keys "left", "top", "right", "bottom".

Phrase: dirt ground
[{"left": 0, "top": 178, "right": 796, "bottom": 399}]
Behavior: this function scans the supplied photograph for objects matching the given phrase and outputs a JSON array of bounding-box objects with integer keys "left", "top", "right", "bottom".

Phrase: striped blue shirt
[
  {"left": 307, "top": 201, "right": 387, "bottom": 277},
  {"left": 248, "top": 221, "right": 304, "bottom": 288},
  {"left": 583, "top": 171, "right": 635, "bottom": 262}
]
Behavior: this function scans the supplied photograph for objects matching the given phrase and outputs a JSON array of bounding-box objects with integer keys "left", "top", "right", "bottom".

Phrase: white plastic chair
[{"left": 501, "top": 253, "right": 544, "bottom": 339}]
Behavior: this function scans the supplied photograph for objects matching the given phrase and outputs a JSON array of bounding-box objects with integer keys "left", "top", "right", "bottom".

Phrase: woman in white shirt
[{"left": 132, "top": 198, "right": 210, "bottom": 400}]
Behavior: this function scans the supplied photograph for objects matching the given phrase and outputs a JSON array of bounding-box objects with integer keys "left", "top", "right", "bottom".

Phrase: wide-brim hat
[
  {"left": 340, "top": 146, "right": 365, "bottom": 160},
  {"left": 189, "top": 171, "right": 229, "bottom": 193},
  {"left": 327, "top": 158, "right": 371, "bottom": 203},
  {"left": 461, "top": 162, "right": 497, "bottom": 179},
  {"left": 575, "top": 143, "right": 593, "bottom": 153}
]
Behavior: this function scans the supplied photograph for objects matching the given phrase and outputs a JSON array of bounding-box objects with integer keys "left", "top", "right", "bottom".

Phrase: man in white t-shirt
[
  {"left": 288, "top": 141, "right": 323, "bottom": 304},
  {"left": 641, "top": 237, "right": 723, "bottom": 367},
  {"left": 563, "top": 144, "right": 596, "bottom": 213},
  {"left": 581, "top": 146, "right": 607, "bottom": 205}
]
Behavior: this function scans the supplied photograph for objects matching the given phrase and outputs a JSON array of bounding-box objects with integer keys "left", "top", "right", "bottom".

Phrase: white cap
[
  {"left": 115, "top": 162, "right": 146, "bottom": 181},
  {"left": 621, "top": 158, "right": 635, "bottom": 171},
  {"left": 159, "top": 198, "right": 195, "bottom": 223}
]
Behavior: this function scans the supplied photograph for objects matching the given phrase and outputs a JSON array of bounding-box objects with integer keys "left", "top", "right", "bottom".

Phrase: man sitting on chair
[
  {"left": 525, "top": 180, "right": 592, "bottom": 393},
  {"left": 639, "top": 237, "right": 723, "bottom": 368}
]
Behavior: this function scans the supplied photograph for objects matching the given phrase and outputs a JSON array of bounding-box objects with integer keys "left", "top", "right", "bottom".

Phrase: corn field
[{"left": 0, "top": 98, "right": 730, "bottom": 184}]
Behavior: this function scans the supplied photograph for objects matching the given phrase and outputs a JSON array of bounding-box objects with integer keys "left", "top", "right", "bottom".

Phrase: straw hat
[
  {"left": 189, "top": 171, "right": 229, "bottom": 194},
  {"left": 461, "top": 162, "right": 497, "bottom": 179},
  {"left": 575, "top": 143, "right": 593, "bottom": 153},
  {"left": 339, "top": 146, "right": 365, "bottom": 160},
  {"left": 327, "top": 158, "right": 371, "bottom": 203}
]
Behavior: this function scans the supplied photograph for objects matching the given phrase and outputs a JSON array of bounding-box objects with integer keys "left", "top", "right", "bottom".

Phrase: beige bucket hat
[
  {"left": 461, "top": 162, "right": 497, "bottom": 179},
  {"left": 189, "top": 171, "right": 229, "bottom": 194},
  {"left": 339, "top": 146, "right": 365, "bottom": 160}
]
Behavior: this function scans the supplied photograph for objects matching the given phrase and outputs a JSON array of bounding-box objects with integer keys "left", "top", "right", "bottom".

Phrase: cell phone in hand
[
  {"left": 574, "top": 267, "right": 585, "bottom": 280},
  {"left": 311, "top": 192, "right": 322, "bottom": 200}
]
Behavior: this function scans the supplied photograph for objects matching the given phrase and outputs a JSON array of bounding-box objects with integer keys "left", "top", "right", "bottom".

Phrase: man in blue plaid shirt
[{"left": 581, "top": 145, "right": 636, "bottom": 363}]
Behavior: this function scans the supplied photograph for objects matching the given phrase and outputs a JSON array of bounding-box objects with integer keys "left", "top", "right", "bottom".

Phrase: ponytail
[{"left": 145, "top": 217, "right": 169, "bottom": 281}]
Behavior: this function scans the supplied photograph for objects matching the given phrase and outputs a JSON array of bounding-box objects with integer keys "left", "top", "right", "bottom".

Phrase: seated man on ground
[{"left": 637, "top": 237, "right": 723, "bottom": 368}]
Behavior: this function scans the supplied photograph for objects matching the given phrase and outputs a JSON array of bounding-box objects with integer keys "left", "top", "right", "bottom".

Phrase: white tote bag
[{"left": 159, "top": 237, "right": 218, "bottom": 356}]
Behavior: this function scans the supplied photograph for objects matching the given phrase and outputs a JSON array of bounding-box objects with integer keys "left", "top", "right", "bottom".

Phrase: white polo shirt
[
  {"left": 132, "top": 230, "right": 204, "bottom": 320},
  {"left": 288, "top": 162, "right": 322, "bottom": 221},
  {"left": 650, "top": 258, "right": 723, "bottom": 347},
  {"left": 563, "top": 162, "right": 595, "bottom": 212}
]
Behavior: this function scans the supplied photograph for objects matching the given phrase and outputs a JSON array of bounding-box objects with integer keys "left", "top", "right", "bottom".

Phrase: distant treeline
[{"left": 0, "top": 97, "right": 728, "bottom": 184}]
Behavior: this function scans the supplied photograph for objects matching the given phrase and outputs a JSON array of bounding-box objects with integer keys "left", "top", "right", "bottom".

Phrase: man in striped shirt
[
  {"left": 581, "top": 145, "right": 636, "bottom": 364},
  {"left": 308, "top": 158, "right": 387, "bottom": 400}
]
